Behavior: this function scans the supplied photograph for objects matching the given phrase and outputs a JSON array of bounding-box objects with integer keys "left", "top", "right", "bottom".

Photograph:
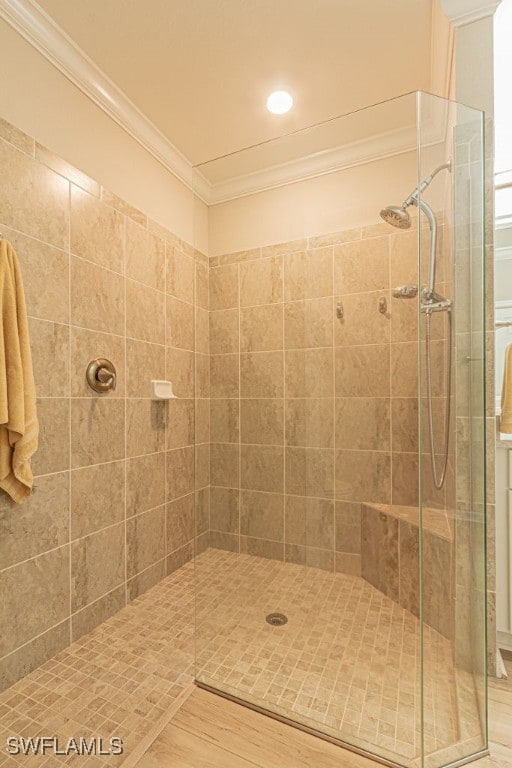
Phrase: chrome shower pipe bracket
[{"left": 336, "top": 301, "right": 344, "bottom": 321}]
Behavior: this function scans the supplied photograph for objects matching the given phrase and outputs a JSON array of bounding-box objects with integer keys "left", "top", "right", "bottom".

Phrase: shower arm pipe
[{"left": 402, "top": 161, "right": 452, "bottom": 208}]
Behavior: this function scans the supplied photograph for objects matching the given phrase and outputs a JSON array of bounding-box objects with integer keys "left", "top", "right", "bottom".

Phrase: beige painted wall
[
  {"left": 208, "top": 152, "right": 420, "bottom": 256},
  {"left": 0, "top": 19, "right": 208, "bottom": 253}
]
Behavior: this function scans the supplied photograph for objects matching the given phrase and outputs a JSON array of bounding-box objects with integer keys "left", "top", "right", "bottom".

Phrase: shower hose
[{"left": 425, "top": 306, "right": 452, "bottom": 490}]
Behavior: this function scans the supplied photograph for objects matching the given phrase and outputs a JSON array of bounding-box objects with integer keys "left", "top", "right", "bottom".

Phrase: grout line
[{"left": 67, "top": 180, "right": 72, "bottom": 647}]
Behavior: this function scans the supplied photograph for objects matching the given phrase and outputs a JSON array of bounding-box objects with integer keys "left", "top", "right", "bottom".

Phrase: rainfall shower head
[{"left": 379, "top": 205, "right": 411, "bottom": 229}]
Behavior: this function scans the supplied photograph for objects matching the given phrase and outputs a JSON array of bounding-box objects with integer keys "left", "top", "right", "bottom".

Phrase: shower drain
[{"left": 266, "top": 612, "right": 288, "bottom": 626}]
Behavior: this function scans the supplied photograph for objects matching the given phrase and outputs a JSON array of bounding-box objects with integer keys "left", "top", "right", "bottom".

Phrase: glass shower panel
[
  {"left": 417, "top": 93, "right": 487, "bottom": 767},
  {"left": 194, "top": 92, "right": 486, "bottom": 768}
]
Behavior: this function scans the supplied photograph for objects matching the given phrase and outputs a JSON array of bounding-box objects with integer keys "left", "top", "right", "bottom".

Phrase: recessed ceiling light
[{"left": 266, "top": 91, "right": 293, "bottom": 115}]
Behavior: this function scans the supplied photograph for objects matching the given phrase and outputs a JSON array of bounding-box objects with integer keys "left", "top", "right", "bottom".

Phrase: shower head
[{"left": 379, "top": 205, "right": 411, "bottom": 229}]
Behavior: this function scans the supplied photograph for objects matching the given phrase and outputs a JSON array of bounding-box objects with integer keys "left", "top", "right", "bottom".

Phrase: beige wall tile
[
  {"left": 70, "top": 185, "right": 124, "bottom": 273},
  {"left": 391, "top": 342, "right": 418, "bottom": 397},
  {"left": 0, "top": 138, "right": 69, "bottom": 248},
  {"left": 166, "top": 494, "right": 194, "bottom": 553},
  {"left": 335, "top": 449, "right": 391, "bottom": 503},
  {"left": 71, "top": 326, "right": 125, "bottom": 398},
  {"left": 239, "top": 256, "right": 283, "bottom": 307},
  {"left": 241, "top": 352, "right": 283, "bottom": 398},
  {"left": 126, "top": 338, "right": 164, "bottom": 398},
  {"left": 335, "top": 397, "right": 390, "bottom": 451},
  {"left": 240, "top": 536, "right": 284, "bottom": 560},
  {"left": 0, "top": 546, "right": 69, "bottom": 657},
  {"left": 71, "top": 256, "right": 124, "bottom": 336},
  {"left": 240, "top": 399, "right": 284, "bottom": 445},
  {"left": 29, "top": 318, "right": 69, "bottom": 398},
  {"left": 101, "top": 188, "right": 146, "bottom": 224},
  {"left": 0, "top": 621, "right": 69, "bottom": 692},
  {"left": 71, "top": 585, "right": 125, "bottom": 642},
  {"left": 126, "top": 452, "right": 166, "bottom": 517},
  {"left": 285, "top": 399, "right": 333, "bottom": 449},
  {"left": 0, "top": 117, "right": 34, "bottom": 155},
  {"left": 240, "top": 490, "right": 284, "bottom": 541},
  {"left": 335, "top": 501, "right": 361, "bottom": 554},
  {"left": 284, "top": 298, "right": 333, "bottom": 350},
  {"left": 284, "top": 495, "right": 334, "bottom": 549},
  {"left": 195, "top": 261, "right": 209, "bottom": 310},
  {"left": 285, "top": 349, "right": 332, "bottom": 398},
  {"left": 71, "top": 460, "right": 125, "bottom": 539},
  {"left": 335, "top": 345, "right": 390, "bottom": 397},
  {"left": 71, "top": 398, "right": 125, "bottom": 467},
  {"left": 127, "top": 280, "right": 165, "bottom": 345},
  {"left": 166, "top": 446, "right": 194, "bottom": 501},
  {"left": 0, "top": 472, "right": 69, "bottom": 570},
  {"left": 240, "top": 304, "right": 283, "bottom": 352},
  {"left": 210, "top": 399, "right": 239, "bottom": 443},
  {"left": 167, "top": 399, "right": 194, "bottom": 449},
  {"left": 195, "top": 351, "right": 210, "bottom": 399},
  {"left": 361, "top": 505, "right": 399, "bottom": 601},
  {"left": 6, "top": 228, "right": 69, "bottom": 323},
  {"left": 284, "top": 247, "right": 333, "bottom": 301},
  {"left": 210, "top": 487, "right": 239, "bottom": 533},
  {"left": 210, "top": 264, "right": 238, "bottom": 310},
  {"left": 167, "top": 295, "right": 194, "bottom": 350},
  {"left": 71, "top": 523, "right": 125, "bottom": 611},
  {"left": 167, "top": 347, "right": 194, "bottom": 398},
  {"left": 334, "top": 236, "right": 389, "bottom": 294},
  {"left": 195, "top": 398, "right": 210, "bottom": 445},
  {"left": 261, "top": 238, "right": 307, "bottom": 258},
  {"left": 196, "top": 306, "right": 210, "bottom": 355},
  {"left": 210, "top": 309, "right": 239, "bottom": 354},
  {"left": 390, "top": 296, "right": 419, "bottom": 343},
  {"left": 211, "top": 354, "right": 239, "bottom": 398},
  {"left": 32, "top": 398, "right": 70, "bottom": 476},
  {"left": 209, "top": 531, "right": 239, "bottom": 553},
  {"left": 335, "top": 552, "right": 361, "bottom": 575},
  {"left": 392, "top": 452, "right": 419, "bottom": 507},
  {"left": 308, "top": 228, "right": 361, "bottom": 249},
  {"left": 195, "top": 487, "right": 210, "bottom": 536},
  {"left": 211, "top": 443, "right": 239, "bottom": 488},
  {"left": 127, "top": 506, "right": 166, "bottom": 579},
  {"left": 195, "top": 442, "right": 210, "bottom": 489},
  {"left": 241, "top": 445, "right": 284, "bottom": 493},
  {"left": 285, "top": 447, "right": 334, "bottom": 499},
  {"left": 126, "top": 218, "right": 165, "bottom": 291},
  {"left": 391, "top": 399, "right": 419, "bottom": 453},
  {"left": 37, "top": 143, "right": 99, "bottom": 196},
  {"left": 166, "top": 541, "right": 193, "bottom": 573},
  {"left": 167, "top": 246, "right": 195, "bottom": 303},
  {"left": 126, "top": 399, "right": 165, "bottom": 458},
  {"left": 127, "top": 561, "right": 166, "bottom": 601},
  {"left": 334, "top": 291, "right": 391, "bottom": 347}
]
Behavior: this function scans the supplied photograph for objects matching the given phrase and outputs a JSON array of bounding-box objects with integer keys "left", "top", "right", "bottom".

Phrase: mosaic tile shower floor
[
  {"left": 196, "top": 549, "right": 483, "bottom": 767},
  {"left": 0, "top": 566, "right": 195, "bottom": 767},
  {"left": 0, "top": 549, "right": 482, "bottom": 767}
]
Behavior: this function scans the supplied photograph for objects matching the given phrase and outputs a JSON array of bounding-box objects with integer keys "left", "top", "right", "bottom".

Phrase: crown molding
[
  {"left": 440, "top": 0, "right": 502, "bottom": 26},
  {"left": 0, "top": 0, "right": 211, "bottom": 201},
  {"left": 0, "top": 0, "right": 450, "bottom": 205},
  {"left": 202, "top": 125, "right": 419, "bottom": 204}
]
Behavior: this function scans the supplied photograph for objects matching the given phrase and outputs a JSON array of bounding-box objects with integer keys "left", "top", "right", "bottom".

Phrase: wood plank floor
[{"left": 133, "top": 664, "right": 512, "bottom": 768}]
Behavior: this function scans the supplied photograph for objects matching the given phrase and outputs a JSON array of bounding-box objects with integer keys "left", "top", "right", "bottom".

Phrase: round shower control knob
[{"left": 86, "top": 358, "right": 117, "bottom": 393}]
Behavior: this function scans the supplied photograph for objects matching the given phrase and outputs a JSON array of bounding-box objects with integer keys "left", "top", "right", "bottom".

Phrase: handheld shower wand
[{"left": 380, "top": 160, "right": 453, "bottom": 491}]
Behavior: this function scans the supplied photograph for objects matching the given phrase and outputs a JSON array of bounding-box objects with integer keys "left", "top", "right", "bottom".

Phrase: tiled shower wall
[
  {"left": 208, "top": 220, "right": 450, "bottom": 572},
  {"left": 0, "top": 118, "right": 208, "bottom": 690}
]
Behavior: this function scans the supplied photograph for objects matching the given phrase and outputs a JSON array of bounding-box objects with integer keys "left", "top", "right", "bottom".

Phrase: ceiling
[{"left": 35, "top": 0, "right": 435, "bottom": 168}]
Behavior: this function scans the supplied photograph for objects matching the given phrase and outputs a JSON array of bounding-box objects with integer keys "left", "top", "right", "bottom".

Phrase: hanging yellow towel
[
  {"left": 501, "top": 343, "right": 512, "bottom": 434},
  {"left": 0, "top": 240, "right": 38, "bottom": 502}
]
